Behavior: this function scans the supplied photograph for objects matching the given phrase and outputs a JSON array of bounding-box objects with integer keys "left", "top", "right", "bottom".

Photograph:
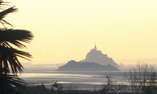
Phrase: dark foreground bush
[{"left": 23, "top": 84, "right": 95, "bottom": 94}]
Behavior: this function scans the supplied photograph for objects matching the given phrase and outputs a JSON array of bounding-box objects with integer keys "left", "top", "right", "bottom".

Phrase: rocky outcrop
[{"left": 80, "top": 46, "right": 119, "bottom": 67}]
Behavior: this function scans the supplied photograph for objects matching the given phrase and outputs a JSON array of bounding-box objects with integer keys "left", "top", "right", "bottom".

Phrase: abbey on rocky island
[{"left": 80, "top": 44, "right": 119, "bottom": 67}]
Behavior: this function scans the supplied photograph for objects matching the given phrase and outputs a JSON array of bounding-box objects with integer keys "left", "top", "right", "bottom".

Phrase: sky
[{"left": 4, "top": 0, "right": 157, "bottom": 64}]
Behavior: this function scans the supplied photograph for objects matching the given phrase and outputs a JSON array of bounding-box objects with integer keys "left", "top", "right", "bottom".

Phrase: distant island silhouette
[
  {"left": 56, "top": 45, "right": 120, "bottom": 71},
  {"left": 80, "top": 44, "right": 119, "bottom": 67},
  {"left": 56, "top": 60, "right": 120, "bottom": 71}
]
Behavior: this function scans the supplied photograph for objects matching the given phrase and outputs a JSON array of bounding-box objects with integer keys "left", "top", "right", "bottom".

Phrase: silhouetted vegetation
[
  {"left": 99, "top": 64, "right": 157, "bottom": 94},
  {"left": 52, "top": 82, "right": 63, "bottom": 94},
  {"left": 24, "top": 84, "right": 49, "bottom": 94},
  {"left": 100, "top": 76, "right": 118, "bottom": 94},
  {"left": 100, "top": 75, "right": 130, "bottom": 94},
  {"left": 0, "top": 0, "right": 33, "bottom": 93},
  {"left": 23, "top": 84, "right": 93, "bottom": 94},
  {"left": 125, "top": 64, "right": 157, "bottom": 94}
]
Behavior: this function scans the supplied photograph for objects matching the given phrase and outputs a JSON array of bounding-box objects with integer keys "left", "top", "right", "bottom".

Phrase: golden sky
[{"left": 5, "top": 0, "right": 157, "bottom": 64}]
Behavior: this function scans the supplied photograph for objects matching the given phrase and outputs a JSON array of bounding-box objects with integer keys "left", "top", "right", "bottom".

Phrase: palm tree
[
  {"left": 0, "top": 29, "right": 33, "bottom": 73},
  {"left": 0, "top": 0, "right": 33, "bottom": 93},
  {"left": 0, "top": 73, "right": 26, "bottom": 94}
]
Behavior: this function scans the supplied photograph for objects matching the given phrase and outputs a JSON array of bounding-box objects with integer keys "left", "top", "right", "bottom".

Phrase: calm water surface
[{"left": 19, "top": 71, "right": 126, "bottom": 90}]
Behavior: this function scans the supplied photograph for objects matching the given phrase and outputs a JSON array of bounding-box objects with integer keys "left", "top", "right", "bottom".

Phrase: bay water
[{"left": 19, "top": 71, "right": 126, "bottom": 90}]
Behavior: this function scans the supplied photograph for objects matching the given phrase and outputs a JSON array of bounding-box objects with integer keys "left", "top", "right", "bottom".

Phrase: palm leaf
[
  {"left": 0, "top": 1, "right": 12, "bottom": 10},
  {"left": 0, "top": 1, "right": 31, "bottom": 94},
  {"left": 1, "top": 19, "right": 14, "bottom": 27},
  {"left": 0, "top": 5, "right": 17, "bottom": 26},
  {"left": 0, "top": 29, "right": 34, "bottom": 48},
  {"left": 0, "top": 73, "right": 26, "bottom": 94},
  {"left": 0, "top": 45, "right": 32, "bottom": 73},
  {"left": 0, "top": 6, "right": 17, "bottom": 19},
  {"left": 0, "top": 0, "right": 18, "bottom": 26}
]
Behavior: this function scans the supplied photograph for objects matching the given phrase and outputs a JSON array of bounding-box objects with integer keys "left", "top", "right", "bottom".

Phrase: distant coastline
[{"left": 56, "top": 60, "right": 120, "bottom": 71}]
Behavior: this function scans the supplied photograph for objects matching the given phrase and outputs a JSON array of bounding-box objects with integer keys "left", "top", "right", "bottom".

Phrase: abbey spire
[
  {"left": 94, "top": 43, "right": 97, "bottom": 50},
  {"left": 80, "top": 44, "right": 119, "bottom": 67}
]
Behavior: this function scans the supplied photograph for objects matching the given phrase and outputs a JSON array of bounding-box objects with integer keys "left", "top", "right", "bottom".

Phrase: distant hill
[{"left": 56, "top": 60, "right": 120, "bottom": 71}]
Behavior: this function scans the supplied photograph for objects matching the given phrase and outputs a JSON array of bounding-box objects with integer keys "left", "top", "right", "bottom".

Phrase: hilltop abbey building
[{"left": 80, "top": 45, "right": 119, "bottom": 67}]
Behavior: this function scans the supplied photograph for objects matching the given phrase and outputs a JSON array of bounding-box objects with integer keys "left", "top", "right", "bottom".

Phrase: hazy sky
[{"left": 5, "top": 0, "right": 157, "bottom": 64}]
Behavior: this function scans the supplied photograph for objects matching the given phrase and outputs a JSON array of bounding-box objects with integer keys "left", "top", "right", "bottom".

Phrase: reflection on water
[{"left": 19, "top": 71, "right": 126, "bottom": 90}]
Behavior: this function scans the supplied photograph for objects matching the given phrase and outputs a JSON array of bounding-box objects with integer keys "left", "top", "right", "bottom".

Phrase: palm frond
[
  {"left": 0, "top": 1, "right": 11, "bottom": 11},
  {"left": 0, "top": 2, "right": 17, "bottom": 27},
  {"left": 0, "top": 29, "right": 34, "bottom": 48},
  {"left": 0, "top": 73, "right": 26, "bottom": 94},
  {"left": 0, "top": 45, "right": 32, "bottom": 73},
  {"left": 1, "top": 19, "right": 14, "bottom": 27},
  {"left": 0, "top": 1, "right": 11, "bottom": 6},
  {"left": 0, "top": 6, "right": 17, "bottom": 19},
  {"left": 0, "top": 1, "right": 31, "bottom": 94}
]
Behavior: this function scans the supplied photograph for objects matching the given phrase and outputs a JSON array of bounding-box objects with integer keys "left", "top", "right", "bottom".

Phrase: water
[{"left": 19, "top": 71, "right": 126, "bottom": 90}]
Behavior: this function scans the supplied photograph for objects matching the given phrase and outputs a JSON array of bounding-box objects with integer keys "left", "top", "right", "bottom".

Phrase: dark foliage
[
  {"left": 0, "top": 0, "right": 33, "bottom": 94},
  {"left": 0, "top": 73, "right": 26, "bottom": 94}
]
